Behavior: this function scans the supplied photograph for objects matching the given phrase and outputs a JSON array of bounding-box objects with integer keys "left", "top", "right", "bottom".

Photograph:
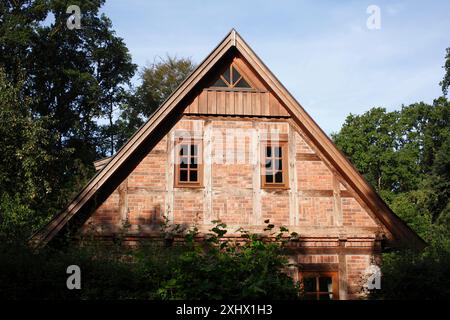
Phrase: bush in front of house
[
  {"left": 0, "top": 221, "right": 300, "bottom": 300},
  {"left": 157, "top": 221, "right": 299, "bottom": 300}
]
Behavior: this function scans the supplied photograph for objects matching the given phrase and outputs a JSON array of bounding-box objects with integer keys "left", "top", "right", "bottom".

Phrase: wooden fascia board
[
  {"left": 30, "top": 32, "right": 236, "bottom": 248},
  {"left": 94, "top": 157, "right": 111, "bottom": 171},
  {"left": 234, "top": 32, "right": 426, "bottom": 249}
]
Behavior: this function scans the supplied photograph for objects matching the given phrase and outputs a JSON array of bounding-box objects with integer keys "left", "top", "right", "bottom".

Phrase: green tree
[
  {"left": 333, "top": 50, "right": 450, "bottom": 300},
  {"left": 118, "top": 56, "right": 195, "bottom": 145},
  {"left": 0, "top": 0, "right": 47, "bottom": 84},
  {"left": 0, "top": 68, "right": 65, "bottom": 239},
  {"left": 0, "top": 0, "right": 136, "bottom": 170},
  {"left": 425, "top": 97, "right": 450, "bottom": 223},
  {"left": 332, "top": 99, "right": 449, "bottom": 224},
  {"left": 331, "top": 107, "right": 420, "bottom": 194},
  {"left": 441, "top": 47, "right": 450, "bottom": 96},
  {"left": 0, "top": 1, "right": 136, "bottom": 235},
  {"left": 92, "top": 23, "right": 136, "bottom": 156}
]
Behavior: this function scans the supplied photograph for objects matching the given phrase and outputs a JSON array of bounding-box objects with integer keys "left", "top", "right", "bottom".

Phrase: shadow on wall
[{"left": 79, "top": 204, "right": 195, "bottom": 246}]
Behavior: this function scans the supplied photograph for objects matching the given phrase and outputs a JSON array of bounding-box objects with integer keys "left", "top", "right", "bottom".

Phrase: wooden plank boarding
[
  {"left": 198, "top": 90, "right": 207, "bottom": 114},
  {"left": 184, "top": 89, "right": 289, "bottom": 118}
]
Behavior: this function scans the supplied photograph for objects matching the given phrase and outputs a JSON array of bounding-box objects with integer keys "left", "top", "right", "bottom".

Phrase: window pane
[
  {"left": 265, "top": 159, "right": 272, "bottom": 170},
  {"left": 189, "top": 170, "right": 198, "bottom": 182},
  {"left": 319, "top": 277, "right": 333, "bottom": 293},
  {"left": 234, "top": 77, "right": 251, "bottom": 88},
  {"left": 191, "top": 144, "right": 198, "bottom": 156},
  {"left": 190, "top": 157, "right": 198, "bottom": 168},
  {"left": 232, "top": 67, "right": 241, "bottom": 84},
  {"left": 303, "top": 277, "right": 316, "bottom": 293},
  {"left": 275, "top": 159, "right": 282, "bottom": 171},
  {"left": 180, "top": 157, "right": 188, "bottom": 168},
  {"left": 180, "top": 170, "right": 188, "bottom": 181},
  {"left": 265, "top": 174, "right": 273, "bottom": 183},
  {"left": 179, "top": 145, "right": 188, "bottom": 156},
  {"left": 266, "top": 146, "right": 272, "bottom": 157},
  {"left": 274, "top": 146, "right": 282, "bottom": 157},
  {"left": 222, "top": 67, "right": 231, "bottom": 84},
  {"left": 275, "top": 171, "right": 283, "bottom": 183},
  {"left": 213, "top": 77, "right": 227, "bottom": 87}
]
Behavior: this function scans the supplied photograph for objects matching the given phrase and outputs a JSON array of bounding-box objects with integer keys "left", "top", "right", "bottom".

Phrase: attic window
[{"left": 212, "top": 65, "right": 251, "bottom": 88}]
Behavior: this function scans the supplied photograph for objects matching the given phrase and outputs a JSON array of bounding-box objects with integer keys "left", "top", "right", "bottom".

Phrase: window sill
[
  {"left": 174, "top": 184, "right": 204, "bottom": 189},
  {"left": 261, "top": 186, "right": 290, "bottom": 191}
]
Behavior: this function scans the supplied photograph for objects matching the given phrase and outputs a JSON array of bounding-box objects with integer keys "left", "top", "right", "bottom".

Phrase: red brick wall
[
  {"left": 81, "top": 116, "right": 383, "bottom": 299},
  {"left": 346, "top": 254, "right": 372, "bottom": 298}
]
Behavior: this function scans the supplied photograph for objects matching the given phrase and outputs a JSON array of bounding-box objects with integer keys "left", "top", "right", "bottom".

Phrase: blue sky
[{"left": 101, "top": 0, "right": 450, "bottom": 134}]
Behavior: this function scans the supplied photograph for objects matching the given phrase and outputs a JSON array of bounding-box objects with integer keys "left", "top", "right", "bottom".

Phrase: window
[
  {"left": 175, "top": 139, "right": 203, "bottom": 187},
  {"left": 261, "top": 141, "right": 288, "bottom": 189},
  {"left": 300, "top": 272, "right": 339, "bottom": 300},
  {"left": 212, "top": 65, "right": 251, "bottom": 88}
]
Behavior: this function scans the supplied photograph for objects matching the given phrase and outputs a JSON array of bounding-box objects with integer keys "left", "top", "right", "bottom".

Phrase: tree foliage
[
  {"left": 117, "top": 56, "right": 195, "bottom": 145},
  {"left": 0, "top": 69, "right": 63, "bottom": 239},
  {"left": 0, "top": 0, "right": 136, "bottom": 236},
  {"left": 441, "top": 47, "right": 450, "bottom": 96},
  {"left": 332, "top": 98, "right": 450, "bottom": 226},
  {"left": 1, "top": 0, "right": 136, "bottom": 164},
  {"left": 136, "top": 55, "right": 196, "bottom": 117},
  {"left": 332, "top": 87, "right": 450, "bottom": 300}
]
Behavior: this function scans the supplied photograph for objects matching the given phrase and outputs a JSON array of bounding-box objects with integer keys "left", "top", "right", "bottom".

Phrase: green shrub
[
  {"left": 0, "top": 222, "right": 299, "bottom": 300},
  {"left": 158, "top": 222, "right": 299, "bottom": 300},
  {"left": 372, "top": 225, "right": 450, "bottom": 300}
]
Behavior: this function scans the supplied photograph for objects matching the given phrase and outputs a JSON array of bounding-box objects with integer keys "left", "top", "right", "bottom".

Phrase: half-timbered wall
[
  {"left": 80, "top": 54, "right": 384, "bottom": 300},
  {"left": 82, "top": 114, "right": 382, "bottom": 299},
  {"left": 85, "top": 116, "right": 379, "bottom": 234}
]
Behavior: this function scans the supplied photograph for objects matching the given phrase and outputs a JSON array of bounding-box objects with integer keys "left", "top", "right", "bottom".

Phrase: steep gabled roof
[{"left": 30, "top": 30, "right": 426, "bottom": 250}]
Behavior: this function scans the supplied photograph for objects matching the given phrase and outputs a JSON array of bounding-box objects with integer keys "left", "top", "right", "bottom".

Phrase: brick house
[{"left": 31, "top": 30, "right": 425, "bottom": 299}]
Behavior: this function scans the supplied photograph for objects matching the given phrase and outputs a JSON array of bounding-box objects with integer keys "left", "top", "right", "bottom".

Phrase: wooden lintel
[
  {"left": 300, "top": 190, "right": 354, "bottom": 198},
  {"left": 285, "top": 246, "right": 381, "bottom": 255},
  {"left": 297, "top": 263, "right": 339, "bottom": 272}
]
